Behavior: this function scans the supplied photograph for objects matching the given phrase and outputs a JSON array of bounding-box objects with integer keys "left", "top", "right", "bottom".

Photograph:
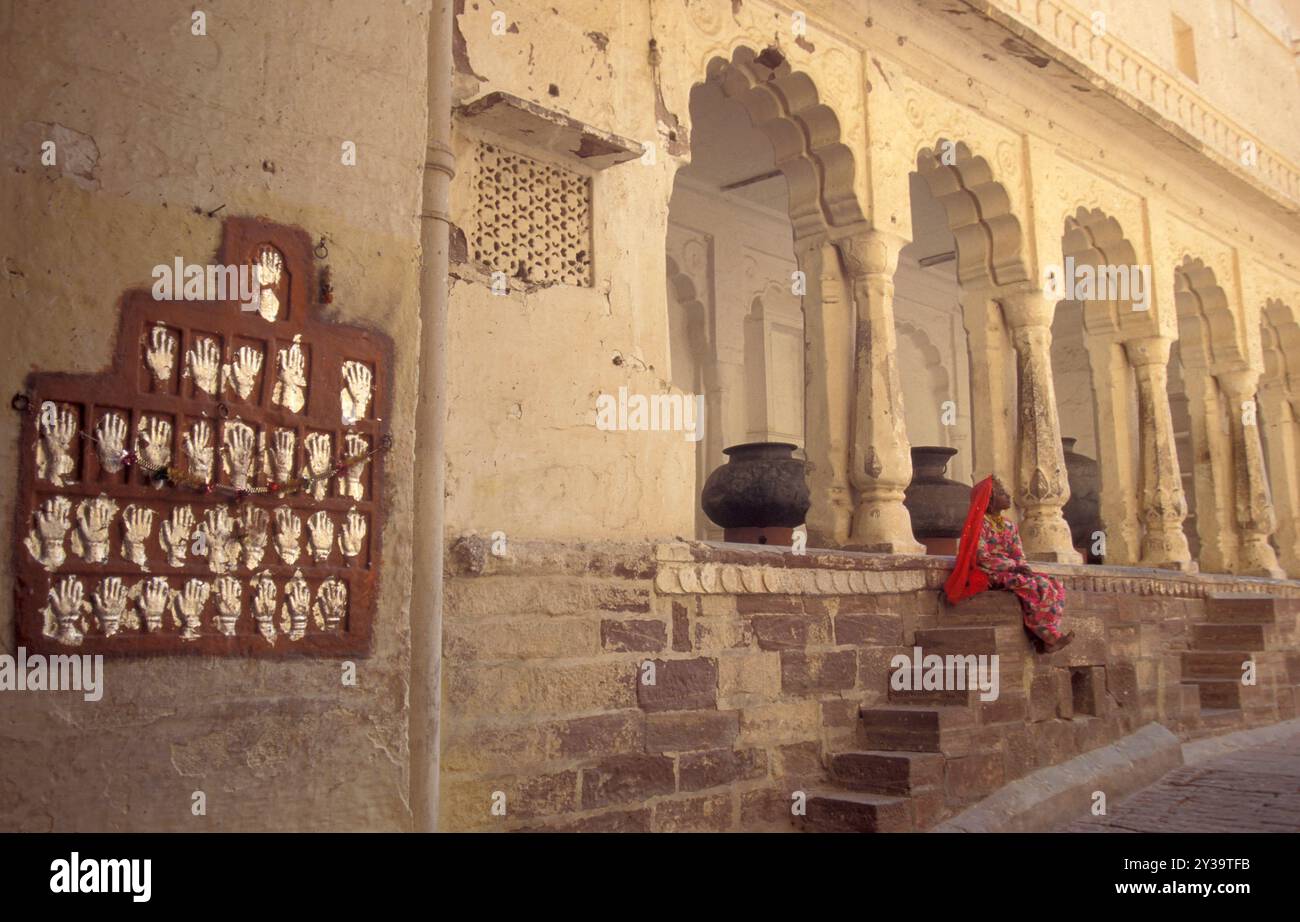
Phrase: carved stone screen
[{"left": 12, "top": 217, "right": 390, "bottom": 656}]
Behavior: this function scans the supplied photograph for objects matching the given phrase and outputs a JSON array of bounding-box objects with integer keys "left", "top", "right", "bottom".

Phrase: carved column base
[
  {"left": 1236, "top": 536, "right": 1285, "bottom": 579},
  {"left": 1140, "top": 527, "right": 1198, "bottom": 572},
  {"left": 846, "top": 489, "right": 925, "bottom": 554},
  {"left": 805, "top": 484, "right": 853, "bottom": 549},
  {"left": 1019, "top": 508, "right": 1082, "bottom": 563}
]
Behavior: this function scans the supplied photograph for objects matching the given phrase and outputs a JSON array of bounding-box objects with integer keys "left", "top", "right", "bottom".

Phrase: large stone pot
[
  {"left": 701, "top": 442, "right": 810, "bottom": 546},
  {"left": 903, "top": 446, "right": 969, "bottom": 556},
  {"left": 1061, "top": 436, "right": 1102, "bottom": 561}
]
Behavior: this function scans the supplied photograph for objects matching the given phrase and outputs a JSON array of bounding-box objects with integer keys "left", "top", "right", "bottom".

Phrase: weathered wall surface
[
  {"left": 441, "top": 537, "right": 1300, "bottom": 831},
  {"left": 0, "top": 1, "right": 427, "bottom": 831}
]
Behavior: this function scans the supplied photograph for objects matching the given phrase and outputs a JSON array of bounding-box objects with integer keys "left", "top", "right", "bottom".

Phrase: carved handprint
[
  {"left": 338, "top": 509, "right": 366, "bottom": 560},
  {"left": 91, "top": 576, "right": 129, "bottom": 637},
  {"left": 307, "top": 511, "right": 334, "bottom": 562},
  {"left": 25, "top": 495, "right": 72, "bottom": 570},
  {"left": 240, "top": 506, "right": 269, "bottom": 570},
  {"left": 160, "top": 505, "right": 195, "bottom": 567},
  {"left": 313, "top": 578, "right": 348, "bottom": 631},
  {"left": 43, "top": 575, "right": 90, "bottom": 646},
  {"left": 302, "top": 432, "right": 332, "bottom": 500},
  {"left": 213, "top": 575, "right": 242, "bottom": 636},
  {"left": 174, "top": 578, "right": 210, "bottom": 641},
  {"left": 136, "top": 576, "right": 172, "bottom": 632},
  {"left": 71, "top": 496, "right": 118, "bottom": 564},
  {"left": 95, "top": 412, "right": 129, "bottom": 474},
  {"left": 273, "top": 336, "right": 307, "bottom": 413},
  {"left": 256, "top": 248, "right": 284, "bottom": 322},
  {"left": 224, "top": 345, "right": 264, "bottom": 400},
  {"left": 264, "top": 429, "right": 296, "bottom": 484},
  {"left": 135, "top": 416, "right": 173, "bottom": 475},
  {"left": 341, "top": 361, "right": 373, "bottom": 424},
  {"left": 341, "top": 433, "right": 370, "bottom": 501},
  {"left": 251, "top": 572, "right": 277, "bottom": 644},
  {"left": 36, "top": 403, "right": 78, "bottom": 486},
  {"left": 281, "top": 571, "right": 311, "bottom": 641},
  {"left": 273, "top": 508, "right": 302, "bottom": 565},
  {"left": 221, "top": 421, "right": 256, "bottom": 491},
  {"left": 187, "top": 337, "right": 223, "bottom": 396},
  {"left": 121, "top": 504, "right": 155, "bottom": 568},
  {"left": 197, "top": 506, "right": 238, "bottom": 574},
  {"left": 146, "top": 325, "right": 178, "bottom": 385},
  {"left": 183, "top": 420, "right": 214, "bottom": 484}
]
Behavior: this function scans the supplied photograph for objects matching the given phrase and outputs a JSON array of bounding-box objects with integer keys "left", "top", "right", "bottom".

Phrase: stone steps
[
  {"left": 794, "top": 789, "right": 915, "bottom": 833},
  {"left": 1190, "top": 623, "right": 1274, "bottom": 651},
  {"left": 828, "top": 750, "right": 944, "bottom": 796},
  {"left": 1204, "top": 593, "right": 1280, "bottom": 624}
]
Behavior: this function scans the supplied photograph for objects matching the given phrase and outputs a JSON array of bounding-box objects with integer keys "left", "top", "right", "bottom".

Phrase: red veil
[{"left": 943, "top": 476, "right": 994, "bottom": 605}]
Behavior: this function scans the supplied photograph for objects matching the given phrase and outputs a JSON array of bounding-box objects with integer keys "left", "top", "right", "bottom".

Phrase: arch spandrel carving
[
  {"left": 1160, "top": 213, "right": 1250, "bottom": 370},
  {"left": 1239, "top": 257, "right": 1300, "bottom": 373}
]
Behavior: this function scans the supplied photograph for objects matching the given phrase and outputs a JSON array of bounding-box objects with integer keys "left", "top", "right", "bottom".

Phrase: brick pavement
[{"left": 1064, "top": 728, "right": 1300, "bottom": 832}]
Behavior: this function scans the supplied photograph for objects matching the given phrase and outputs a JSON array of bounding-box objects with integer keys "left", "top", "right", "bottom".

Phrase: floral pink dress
[{"left": 976, "top": 513, "right": 1067, "bottom": 642}]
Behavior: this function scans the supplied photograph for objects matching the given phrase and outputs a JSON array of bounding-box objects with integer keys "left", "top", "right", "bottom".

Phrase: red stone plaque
[{"left": 12, "top": 217, "right": 390, "bottom": 656}]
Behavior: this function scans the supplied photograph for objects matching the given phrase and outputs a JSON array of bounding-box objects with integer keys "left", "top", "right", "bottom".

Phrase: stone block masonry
[{"left": 440, "top": 537, "right": 1300, "bottom": 831}]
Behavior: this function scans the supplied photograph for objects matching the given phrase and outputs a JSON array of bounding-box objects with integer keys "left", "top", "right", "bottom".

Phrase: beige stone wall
[{"left": 0, "top": 1, "right": 426, "bottom": 830}]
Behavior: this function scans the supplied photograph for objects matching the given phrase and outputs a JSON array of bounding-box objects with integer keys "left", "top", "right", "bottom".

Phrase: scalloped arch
[
  {"left": 913, "top": 138, "right": 1028, "bottom": 290},
  {"left": 679, "top": 46, "right": 867, "bottom": 242},
  {"left": 665, "top": 254, "right": 711, "bottom": 364},
  {"left": 1261, "top": 298, "right": 1300, "bottom": 387},
  {"left": 1174, "top": 257, "right": 1246, "bottom": 371}
]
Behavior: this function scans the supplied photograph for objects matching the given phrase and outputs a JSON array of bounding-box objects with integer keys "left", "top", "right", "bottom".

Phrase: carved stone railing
[{"left": 964, "top": 0, "right": 1300, "bottom": 210}]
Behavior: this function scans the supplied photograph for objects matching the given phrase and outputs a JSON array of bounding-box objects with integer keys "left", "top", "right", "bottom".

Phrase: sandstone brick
[
  {"left": 678, "top": 747, "right": 768, "bottom": 791},
  {"left": 780, "top": 650, "right": 857, "bottom": 694},
  {"left": 693, "top": 617, "right": 755, "bottom": 652},
  {"left": 446, "top": 660, "right": 637, "bottom": 718},
  {"left": 751, "top": 613, "right": 832, "bottom": 650},
  {"left": 671, "top": 600, "right": 692, "bottom": 652},
  {"left": 834, "top": 612, "right": 904, "bottom": 646},
  {"left": 445, "top": 575, "right": 648, "bottom": 619},
  {"left": 696, "top": 595, "right": 738, "bottom": 617},
  {"left": 740, "top": 787, "right": 794, "bottom": 830},
  {"left": 1030, "top": 719, "right": 1077, "bottom": 766},
  {"left": 1070, "top": 666, "right": 1107, "bottom": 717},
  {"left": 645, "top": 710, "right": 739, "bottom": 752},
  {"left": 444, "top": 616, "right": 600, "bottom": 661},
  {"left": 737, "top": 699, "right": 821, "bottom": 747},
  {"left": 737, "top": 594, "right": 803, "bottom": 614},
  {"left": 1028, "top": 672, "right": 1058, "bottom": 722},
  {"left": 775, "top": 740, "right": 824, "bottom": 780},
  {"left": 601, "top": 618, "right": 668, "bottom": 652},
  {"left": 1107, "top": 663, "right": 1139, "bottom": 709},
  {"left": 945, "top": 751, "right": 1005, "bottom": 803},
  {"left": 441, "top": 770, "right": 578, "bottom": 829},
  {"left": 518, "top": 808, "right": 652, "bottom": 833},
  {"left": 653, "top": 792, "right": 733, "bottom": 832},
  {"left": 718, "top": 650, "right": 782, "bottom": 701},
  {"left": 555, "top": 711, "right": 645, "bottom": 760},
  {"left": 636, "top": 657, "right": 719, "bottom": 711},
  {"left": 580, "top": 755, "right": 675, "bottom": 809},
  {"left": 441, "top": 722, "right": 549, "bottom": 773},
  {"left": 821, "top": 698, "right": 858, "bottom": 727}
]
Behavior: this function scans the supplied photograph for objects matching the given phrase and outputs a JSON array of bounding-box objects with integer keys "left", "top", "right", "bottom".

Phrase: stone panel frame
[{"left": 12, "top": 217, "right": 392, "bottom": 657}]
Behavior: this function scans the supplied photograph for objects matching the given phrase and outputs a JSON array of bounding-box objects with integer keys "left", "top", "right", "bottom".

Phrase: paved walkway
[{"left": 1064, "top": 724, "right": 1300, "bottom": 832}]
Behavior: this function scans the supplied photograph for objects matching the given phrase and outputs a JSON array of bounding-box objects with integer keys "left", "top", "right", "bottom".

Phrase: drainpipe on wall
[{"left": 411, "top": 0, "right": 454, "bottom": 833}]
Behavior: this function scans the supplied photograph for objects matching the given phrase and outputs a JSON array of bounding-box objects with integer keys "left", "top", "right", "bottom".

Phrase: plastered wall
[{"left": 0, "top": 0, "right": 427, "bottom": 831}]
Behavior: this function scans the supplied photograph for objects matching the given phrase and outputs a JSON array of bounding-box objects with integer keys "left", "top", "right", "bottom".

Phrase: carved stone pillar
[
  {"left": 1217, "top": 369, "right": 1284, "bottom": 578},
  {"left": 798, "top": 238, "right": 855, "bottom": 546},
  {"left": 1085, "top": 335, "right": 1142, "bottom": 565},
  {"left": 1180, "top": 367, "right": 1237, "bottom": 573},
  {"left": 1124, "top": 336, "right": 1195, "bottom": 570},
  {"left": 1259, "top": 382, "right": 1300, "bottom": 576},
  {"left": 999, "top": 287, "right": 1080, "bottom": 563},
  {"left": 836, "top": 231, "right": 923, "bottom": 553},
  {"left": 958, "top": 290, "right": 1017, "bottom": 488}
]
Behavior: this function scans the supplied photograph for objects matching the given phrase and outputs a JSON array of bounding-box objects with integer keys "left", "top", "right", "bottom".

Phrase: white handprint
[
  {"left": 240, "top": 506, "right": 270, "bottom": 570},
  {"left": 187, "top": 337, "right": 223, "bottom": 396},
  {"left": 264, "top": 429, "right": 296, "bottom": 484},
  {"left": 251, "top": 572, "right": 277, "bottom": 644},
  {"left": 274, "top": 508, "right": 302, "bottom": 565},
  {"left": 135, "top": 416, "right": 173, "bottom": 475},
  {"left": 42, "top": 575, "right": 90, "bottom": 646},
  {"left": 95, "top": 412, "right": 129, "bottom": 474},
  {"left": 273, "top": 336, "right": 307, "bottom": 413},
  {"left": 183, "top": 420, "right": 214, "bottom": 484},
  {"left": 145, "top": 325, "right": 177, "bottom": 386},
  {"left": 341, "top": 433, "right": 369, "bottom": 501},
  {"left": 121, "top": 504, "right": 155, "bottom": 569},
  {"left": 313, "top": 577, "right": 348, "bottom": 631},
  {"left": 302, "top": 432, "right": 332, "bottom": 500},
  {"left": 25, "top": 496, "right": 72, "bottom": 570},
  {"left": 91, "top": 576, "right": 129, "bottom": 637},
  {"left": 70, "top": 496, "right": 118, "bottom": 564},
  {"left": 160, "top": 505, "right": 195, "bottom": 567},
  {"left": 213, "top": 575, "right": 242, "bottom": 636},
  {"left": 341, "top": 361, "right": 372, "bottom": 424},
  {"left": 281, "top": 571, "right": 311, "bottom": 641},
  {"left": 224, "top": 345, "right": 264, "bottom": 400},
  {"left": 307, "top": 511, "right": 334, "bottom": 563},
  {"left": 197, "top": 506, "right": 238, "bottom": 574},
  {"left": 174, "top": 578, "right": 211, "bottom": 641},
  {"left": 222, "top": 421, "right": 256, "bottom": 491},
  {"left": 135, "top": 576, "right": 173, "bottom": 632},
  {"left": 256, "top": 248, "right": 284, "bottom": 322},
  {"left": 338, "top": 508, "right": 366, "bottom": 560},
  {"left": 36, "top": 403, "right": 78, "bottom": 486}
]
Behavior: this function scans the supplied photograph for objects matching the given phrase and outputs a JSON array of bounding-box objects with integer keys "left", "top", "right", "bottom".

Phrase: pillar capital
[
  {"left": 1124, "top": 335, "right": 1174, "bottom": 369},
  {"left": 1216, "top": 367, "right": 1261, "bottom": 400},
  {"left": 834, "top": 230, "right": 905, "bottom": 281},
  {"left": 996, "top": 283, "right": 1054, "bottom": 329}
]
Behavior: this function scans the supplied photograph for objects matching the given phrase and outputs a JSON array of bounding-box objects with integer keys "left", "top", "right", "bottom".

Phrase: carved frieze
[{"left": 13, "top": 217, "right": 390, "bottom": 656}]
